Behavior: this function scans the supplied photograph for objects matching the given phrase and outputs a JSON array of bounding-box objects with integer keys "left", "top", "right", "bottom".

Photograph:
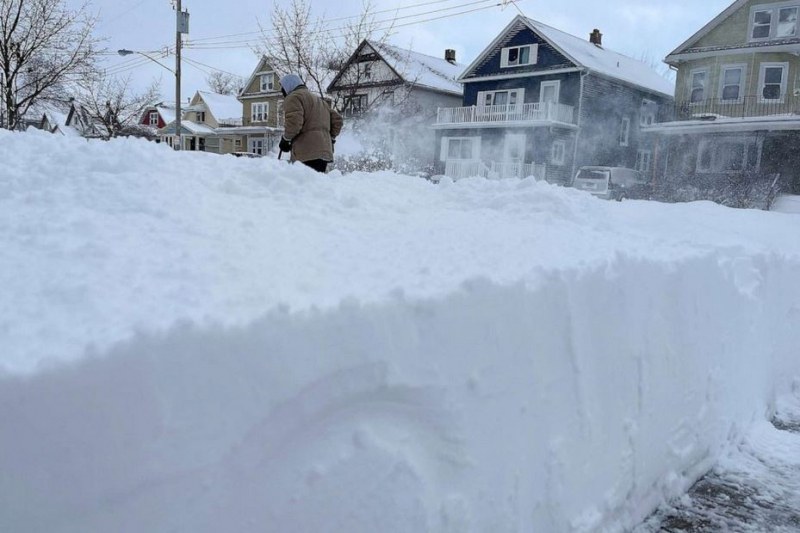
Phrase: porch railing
[
  {"left": 657, "top": 95, "right": 800, "bottom": 123},
  {"left": 437, "top": 102, "right": 575, "bottom": 126},
  {"left": 444, "top": 159, "right": 546, "bottom": 180}
]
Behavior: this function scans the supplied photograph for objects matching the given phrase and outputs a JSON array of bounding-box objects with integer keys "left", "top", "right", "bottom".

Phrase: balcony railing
[
  {"left": 436, "top": 102, "right": 575, "bottom": 126},
  {"left": 444, "top": 159, "right": 546, "bottom": 180},
  {"left": 657, "top": 95, "right": 800, "bottom": 123}
]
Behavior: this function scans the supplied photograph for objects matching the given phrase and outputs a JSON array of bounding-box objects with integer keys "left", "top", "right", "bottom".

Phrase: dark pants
[{"left": 302, "top": 159, "right": 328, "bottom": 173}]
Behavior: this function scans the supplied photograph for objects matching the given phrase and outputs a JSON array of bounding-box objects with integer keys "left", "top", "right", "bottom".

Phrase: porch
[
  {"left": 443, "top": 159, "right": 547, "bottom": 180},
  {"left": 435, "top": 102, "right": 576, "bottom": 128}
]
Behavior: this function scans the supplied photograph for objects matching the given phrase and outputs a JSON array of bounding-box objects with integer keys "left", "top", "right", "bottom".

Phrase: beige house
[
  {"left": 647, "top": 0, "right": 800, "bottom": 194},
  {"left": 233, "top": 56, "right": 284, "bottom": 155},
  {"left": 159, "top": 90, "right": 244, "bottom": 153}
]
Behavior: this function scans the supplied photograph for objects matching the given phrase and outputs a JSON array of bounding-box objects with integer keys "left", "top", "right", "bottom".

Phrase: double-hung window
[
  {"left": 148, "top": 111, "right": 159, "bottom": 126},
  {"left": 619, "top": 116, "right": 630, "bottom": 147},
  {"left": 500, "top": 44, "right": 538, "bottom": 67},
  {"left": 750, "top": 3, "right": 800, "bottom": 41},
  {"left": 260, "top": 72, "right": 275, "bottom": 92},
  {"left": 251, "top": 102, "right": 268, "bottom": 123},
  {"left": 551, "top": 140, "right": 566, "bottom": 166},
  {"left": 441, "top": 137, "right": 478, "bottom": 161},
  {"left": 759, "top": 62, "right": 788, "bottom": 101},
  {"left": 719, "top": 65, "right": 746, "bottom": 102},
  {"left": 689, "top": 69, "right": 708, "bottom": 103},
  {"left": 636, "top": 149, "right": 652, "bottom": 173}
]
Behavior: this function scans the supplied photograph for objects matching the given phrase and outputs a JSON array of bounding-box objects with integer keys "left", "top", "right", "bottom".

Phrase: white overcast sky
[{"left": 68, "top": 0, "right": 733, "bottom": 102}]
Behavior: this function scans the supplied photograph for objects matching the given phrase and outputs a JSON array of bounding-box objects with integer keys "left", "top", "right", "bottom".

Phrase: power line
[
  {"left": 185, "top": 0, "right": 506, "bottom": 51},
  {"left": 187, "top": 0, "right": 495, "bottom": 45},
  {"left": 182, "top": 56, "right": 243, "bottom": 78}
]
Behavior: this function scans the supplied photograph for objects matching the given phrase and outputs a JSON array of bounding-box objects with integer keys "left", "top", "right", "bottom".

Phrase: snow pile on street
[{"left": 1, "top": 128, "right": 799, "bottom": 532}]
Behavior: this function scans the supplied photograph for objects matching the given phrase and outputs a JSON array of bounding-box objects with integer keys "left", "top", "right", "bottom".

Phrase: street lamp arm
[{"left": 117, "top": 49, "right": 175, "bottom": 75}]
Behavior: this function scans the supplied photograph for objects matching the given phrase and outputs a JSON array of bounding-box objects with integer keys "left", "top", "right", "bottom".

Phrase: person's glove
[{"left": 279, "top": 137, "right": 292, "bottom": 152}]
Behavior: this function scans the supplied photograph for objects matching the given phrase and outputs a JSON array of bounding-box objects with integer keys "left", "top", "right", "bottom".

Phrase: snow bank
[{"left": 1, "top": 129, "right": 799, "bottom": 532}]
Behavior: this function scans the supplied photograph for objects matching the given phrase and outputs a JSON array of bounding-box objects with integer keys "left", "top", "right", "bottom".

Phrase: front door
[
  {"left": 249, "top": 138, "right": 265, "bottom": 155},
  {"left": 501, "top": 133, "right": 526, "bottom": 178}
]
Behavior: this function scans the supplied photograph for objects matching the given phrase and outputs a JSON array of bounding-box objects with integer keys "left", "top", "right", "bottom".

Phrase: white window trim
[
  {"left": 749, "top": 2, "right": 800, "bottom": 42},
  {"left": 539, "top": 80, "right": 561, "bottom": 104},
  {"left": 758, "top": 62, "right": 789, "bottom": 102},
  {"left": 640, "top": 99, "right": 656, "bottom": 127},
  {"left": 619, "top": 116, "right": 631, "bottom": 147},
  {"left": 696, "top": 137, "right": 763, "bottom": 174},
  {"left": 476, "top": 88, "right": 525, "bottom": 107},
  {"left": 500, "top": 44, "right": 539, "bottom": 68},
  {"left": 148, "top": 111, "right": 159, "bottom": 126},
  {"left": 249, "top": 137, "right": 265, "bottom": 155},
  {"left": 688, "top": 68, "right": 709, "bottom": 104},
  {"left": 636, "top": 149, "right": 653, "bottom": 173},
  {"left": 718, "top": 64, "right": 747, "bottom": 102},
  {"left": 251, "top": 102, "right": 269, "bottom": 123},
  {"left": 440, "top": 136, "right": 481, "bottom": 162},
  {"left": 259, "top": 72, "right": 275, "bottom": 93},
  {"left": 551, "top": 140, "right": 566, "bottom": 166}
]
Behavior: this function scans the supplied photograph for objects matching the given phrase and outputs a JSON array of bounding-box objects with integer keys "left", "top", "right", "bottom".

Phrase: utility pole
[{"left": 175, "top": 0, "right": 182, "bottom": 150}]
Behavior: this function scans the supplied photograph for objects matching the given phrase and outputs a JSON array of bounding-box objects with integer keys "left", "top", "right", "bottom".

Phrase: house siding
[
  {"left": 463, "top": 71, "right": 581, "bottom": 107},
  {"left": 576, "top": 74, "right": 668, "bottom": 179},
  {"left": 465, "top": 23, "right": 575, "bottom": 79}
]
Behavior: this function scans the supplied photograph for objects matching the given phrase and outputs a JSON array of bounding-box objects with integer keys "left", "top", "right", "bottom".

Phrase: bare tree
[
  {"left": 77, "top": 74, "right": 160, "bottom": 139},
  {"left": 0, "top": 0, "right": 100, "bottom": 130},
  {"left": 255, "top": 0, "right": 394, "bottom": 100},
  {"left": 206, "top": 71, "right": 244, "bottom": 96}
]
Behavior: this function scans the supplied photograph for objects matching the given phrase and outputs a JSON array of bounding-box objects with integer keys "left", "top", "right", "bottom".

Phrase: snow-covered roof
[
  {"left": 158, "top": 106, "right": 176, "bottom": 124},
  {"left": 158, "top": 120, "right": 218, "bottom": 136},
  {"left": 197, "top": 91, "right": 243, "bottom": 124},
  {"left": 523, "top": 18, "right": 674, "bottom": 98},
  {"left": 373, "top": 41, "right": 465, "bottom": 95}
]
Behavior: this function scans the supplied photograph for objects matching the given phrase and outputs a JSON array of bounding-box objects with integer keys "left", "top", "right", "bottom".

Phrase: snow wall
[{"left": 1, "top": 130, "right": 800, "bottom": 532}]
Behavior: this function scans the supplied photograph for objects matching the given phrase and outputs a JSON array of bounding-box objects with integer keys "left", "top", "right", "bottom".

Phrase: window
[
  {"left": 197, "top": 111, "right": 206, "bottom": 122},
  {"left": 759, "top": 62, "right": 788, "bottom": 101},
  {"left": 719, "top": 65, "right": 746, "bottom": 101},
  {"left": 249, "top": 138, "right": 265, "bottom": 155},
  {"left": 148, "top": 111, "right": 159, "bottom": 126},
  {"left": 251, "top": 102, "right": 269, "bottom": 123},
  {"left": 696, "top": 137, "right": 761, "bottom": 173},
  {"left": 235, "top": 139, "right": 241, "bottom": 147},
  {"left": 342, "top": 94, "right": 368, "bottom": 117},
  {"left": 551, "top": 140, "right": 566, "bottom": 166},
  {"left": 477, "top": 89, "right": 524, "bottom": 107},
  {"left": 689, "top": 69, "right": 708, "bottom": 103},
  {"left": 440, "top": 137, "right": 478, "bottom": 161},
  {"left": 500, "top": 44, "right": 538, "bottom": 68},
  {"left": 636, "top": 149, "right": 652, "bottom": 173},
  {"left": 750, "top": 3, "right": 800, "bottom": 40},
  {"left": 619, "top": 116, "right": 630, "bottom": 147},
  {"left": 260, "top": 73, "right": 275, "bottom": 92},
  {"left": 640, "top": 99, "right": 657, "bottom": 126},
  {"left": 359, "top": 62, "right": 373, "bottom": 80}
]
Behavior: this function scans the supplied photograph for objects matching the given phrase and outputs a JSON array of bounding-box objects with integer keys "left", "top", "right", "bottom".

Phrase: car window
[{"left": 576, "top": 169, "right": 609, "bottom": 181}]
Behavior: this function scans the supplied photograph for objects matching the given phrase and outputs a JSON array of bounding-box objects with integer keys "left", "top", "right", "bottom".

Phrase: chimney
[
  {"left": 589, "top": 29, "right": 603, "bottom": 46},
  {"left": 445, "top": 49, "right": 456, "bottom": 64}
]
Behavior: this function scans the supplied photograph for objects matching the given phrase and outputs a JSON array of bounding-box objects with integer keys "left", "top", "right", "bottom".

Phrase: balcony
[
  {"left": 443, "top": 159, "right": 547, "bottom": 180},
  {"left": 657, "top": 95, "right": 800, "bottom": 122},
  {"left": 435, "top": 102, "right": 576, "bottom": 128}
]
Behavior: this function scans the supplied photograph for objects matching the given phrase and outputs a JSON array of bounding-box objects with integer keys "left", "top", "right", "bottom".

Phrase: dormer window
[
  {"left": 501, "top": 44, "right": 538, "bottom": 68},
  {"left": 750, "top": 3, "right": 799, "bottom": 41}
]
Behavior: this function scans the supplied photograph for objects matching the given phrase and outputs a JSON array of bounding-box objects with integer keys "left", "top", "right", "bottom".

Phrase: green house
[{"left": 649, "top": 0, "right": 800, "bottom": 194}]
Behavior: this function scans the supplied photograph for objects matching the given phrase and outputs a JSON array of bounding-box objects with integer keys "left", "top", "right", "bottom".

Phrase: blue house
[{"left": 433, "top": 15, "right": 674, "bottom": 184}]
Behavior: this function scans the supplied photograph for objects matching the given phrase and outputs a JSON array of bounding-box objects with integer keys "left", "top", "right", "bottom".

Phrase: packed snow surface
[{"left": 1, "top": 129, "right": 799, "bottom": 532}]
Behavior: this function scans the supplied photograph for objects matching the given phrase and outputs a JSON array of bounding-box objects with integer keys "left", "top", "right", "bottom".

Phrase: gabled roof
[
  {"left": 374, "top": 42, "right": 464, "bottom": 95},
  {"left": 461, "top": 15, "right": 674, "bottom": 98},
  {"left": 328, "top": 39, "right": 465, "bottom": 96},
  {"left": 196, "top": 91, "right": 243, "bottom": 124},
  {"left": 240, "top": 56, "right": 278, "bottom": 97},
  {"left": 667, "top": 0, "right": 746, "bottom": 58}
]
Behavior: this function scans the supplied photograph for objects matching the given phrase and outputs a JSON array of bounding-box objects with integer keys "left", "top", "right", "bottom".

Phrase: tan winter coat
[{"left": 283, "top": 86, "right": 343, "bottom": 163}]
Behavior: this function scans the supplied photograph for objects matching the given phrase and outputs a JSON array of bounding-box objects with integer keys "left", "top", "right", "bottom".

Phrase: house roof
[
  {"left": 666, "top": 0, "right": 747, "bottom": 58},
  {"left": 373, "top": 42, "right": 465, "bottom": 95},
  {"left": 159, "top": 120, "right": 218, "bottom": 136},
  {"left": 460, "top": 15, "right": 674, "bottom": 98},
  {"left": 196, "top": 91, "right": 243, "bottom": 124},
  {"left": 525, "top": 18, "right": 674, "bottom": 98}
]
